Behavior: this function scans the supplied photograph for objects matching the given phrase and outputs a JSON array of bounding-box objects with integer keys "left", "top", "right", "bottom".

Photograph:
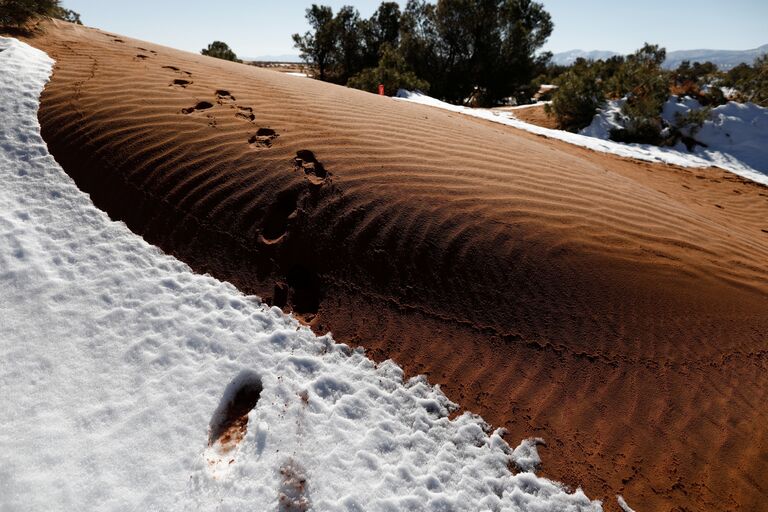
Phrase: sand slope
[{"left": 21, "top": 20, "right": 768, "bottom": 511}]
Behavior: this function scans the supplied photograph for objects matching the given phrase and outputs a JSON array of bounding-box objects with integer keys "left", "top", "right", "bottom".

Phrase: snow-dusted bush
[
  {"left": 606, "top": 44, "right": 669, "bottom": 144},
  {"left": 547, "top": 65, "right": 605, "bottom": 131}
]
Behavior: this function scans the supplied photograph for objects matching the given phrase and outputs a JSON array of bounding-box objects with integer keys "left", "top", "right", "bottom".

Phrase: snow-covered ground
[
  {"left": 582, "top": 96, "right": 768, "bottom": 185},
  {"left": 0, "top": 37, "right": 602, "bottom": 511},
  {"left": 396, "top": 90, "right": 768, "bottom": 187}
]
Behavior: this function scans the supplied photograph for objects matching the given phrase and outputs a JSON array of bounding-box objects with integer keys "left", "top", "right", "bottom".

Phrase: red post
[{"left": 378, "top": 83, "right": 385, "bottom": 96}]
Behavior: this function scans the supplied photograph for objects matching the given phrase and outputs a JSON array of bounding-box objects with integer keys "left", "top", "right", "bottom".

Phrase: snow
[
  {"left": 0, "top": 37, "right": 602, "bottom": 511},
  {"left": 582, "top": 97, "right": 768, "bottom": 185},
  {"left": 616, "top": 495, "right": 636, "bottom": 512},
  {"left": 510, "top": 438, "right": 545, "bottom": 473},
  {"left": 396, "top": 90, "right": 768, "bottom": 187}
]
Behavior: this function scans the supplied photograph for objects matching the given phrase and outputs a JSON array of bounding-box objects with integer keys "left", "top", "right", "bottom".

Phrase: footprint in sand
[
  {"left": 135, "top": 54, "right": 149, "bottom": 60},
  {"left": 260, "top": 188, "right": 298, "bottom": 244},
  {"left": 162, "top": 65, "right": 192, "bottom": 76},
  {"left": 215, "top": 90, "right": 236, "bottom": 103},
  {"left": 170, "top": 78, "right": 192, "bottom": 89},
  {"left": 236, "top": 106, "right": 255, "bottom": 122},
  {"left": 204, "top": 371, "right": 263, "bottom": 478},
  {"left": 181, "top": 101, "right": 214, "bottom": 114},
  {"left": 293, "top": 150, "right": 329, "bottom": 186},
  {"left": 249, "top": 128, "right": 278, "bottom": 149}
]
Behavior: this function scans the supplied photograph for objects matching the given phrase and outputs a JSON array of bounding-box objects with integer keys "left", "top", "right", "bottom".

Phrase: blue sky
[{"left": 62, "top": 0, "right": 768, "bottom": 58}]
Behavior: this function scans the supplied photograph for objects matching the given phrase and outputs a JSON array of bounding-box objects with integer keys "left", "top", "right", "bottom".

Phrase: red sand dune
[{"left": 22, "top": 20, "right": 768, "bottom": 511}]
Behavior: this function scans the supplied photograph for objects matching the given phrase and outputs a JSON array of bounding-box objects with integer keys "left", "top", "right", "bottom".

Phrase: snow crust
[
  {"left": 396, "top": 90, "right": 768, "bottom": 186},
  {"left": 0, "top": 37, "right": 602, "bottom": 511}
]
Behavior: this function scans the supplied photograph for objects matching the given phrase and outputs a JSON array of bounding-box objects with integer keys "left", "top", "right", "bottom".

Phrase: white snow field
[
  {"left": 396, "top": 90, "right": 768, "bottom": 187},
  {"left": 0, "top": 38, "right": 602, "bottom": 511}
]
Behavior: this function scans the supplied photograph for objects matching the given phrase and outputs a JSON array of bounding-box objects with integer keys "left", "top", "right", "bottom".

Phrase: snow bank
[
  {"left": 582, "top": 97, "right": 768, "bottom": 185},
  {"left": 396, "top": 90, "right": 768, "bottom": 187},
  {"left": 0, "top": 37, "right": 602, "bottom": 511}
]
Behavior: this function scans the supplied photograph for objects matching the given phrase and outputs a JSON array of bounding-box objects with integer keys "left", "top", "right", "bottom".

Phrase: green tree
[
  {"left": 547, "top": 64, "right": 605, "bottom": 132},
  {"left": 51, "top": 5, "right": 80, "bottom": 24},
  {"left": 347, "top": 42, "right": 429, "bottom": 95},
  {"left": 294, "top": 0, "right": 552, "bottom": 106},
  {"left": 397, "top": 1, "right": 439, "bottom": 94},
  {"left": 292, "top": 4, "right": 336, "bottom": 81},
  {"left": 360, "top": 1, "right": 401, "bottom": 68},
  {"left": 494, "top": 0, "right": 554, "bottom": 104},
  {"left": 201, "top": 41, "right": 241, "bottom": 63},
  {"left": 1, "top": 0, "right": 58, "bottom": 27},
  {"left": 608, "top": 43, "right": 670, "bottom": 144},
  {"left": 332, "top": 5, "right": 364, "bottom": 83}
]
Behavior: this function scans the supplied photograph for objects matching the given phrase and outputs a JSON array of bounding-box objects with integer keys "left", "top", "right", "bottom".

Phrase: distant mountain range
[
  {"left": 551, "top": 44, "right": 768, "bottom": 69},
  {"left": 549, "top": 49, "right": 619, "bottom": 66},
  {"left": 662, "top": 44, "right": 768, "bottom": 69}
]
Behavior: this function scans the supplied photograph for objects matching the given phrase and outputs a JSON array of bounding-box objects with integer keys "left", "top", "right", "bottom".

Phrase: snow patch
[
  {"left": 617, "top": 495, "right": 637, "bottom": 512},
  {"left": 511, "top": 437, "right": 546, "bottom": 473},
  {"left": 582, "top": 97, "right": 768, "bottom": 185},
  {"left": 0, "top": 37, "right": 602, "bottom": 511}
]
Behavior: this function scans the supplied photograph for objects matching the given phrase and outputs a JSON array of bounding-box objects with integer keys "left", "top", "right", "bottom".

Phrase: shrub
[
  {"left": 698, "top": 85, "right": 726, "bottom": 106},
  {"left": 739, "top": 55, "right": 768, "bottom": 106},
  {"left": 669, "top": 107, "right": 711, "bottom": 150},
  {"left": 201, "top": 41, "right": 241, "bottom": 63},
  {"left": 1, "top": 0, "right": 58, "bottom": 27},
  {"left": 607, "top": 44, "right": 669, "bottom": 144},
  {"left": 547, "top": 66, "right": 605, "bottom": 132},
  {"left": 347, "top": 43, "right": 428, "bottom": 96}
]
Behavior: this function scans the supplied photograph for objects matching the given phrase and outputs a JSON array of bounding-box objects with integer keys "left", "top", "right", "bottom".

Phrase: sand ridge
[{"left": 21, "top": 20, "right": 768, "bottom": 511}]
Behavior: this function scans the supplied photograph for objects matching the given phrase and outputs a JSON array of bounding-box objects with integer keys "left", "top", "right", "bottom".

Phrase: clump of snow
[
  {"left": 616, "top": 495, "right": 637, "bottom": 512},
  {"left": 581, "top": 96, "right": 768, "bottom": 185},
  {"left": 0, "top": 37, "right": 602, "bottom": 511},
  {"left": 396, "top": 89, "right": 768, "bottom": 187},
  {"left": 511, "top": 437, "right": 546, "bottom": 472}
]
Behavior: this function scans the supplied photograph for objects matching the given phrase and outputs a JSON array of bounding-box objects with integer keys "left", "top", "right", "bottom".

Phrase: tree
[
  {"left": 398, "top": 0, "right": 440, "bottom": 92},
  {"left": 294, "top": 0, "right": 552, "bottom": 105},
  {"left": 51, "top": 5, "right": 80, "bottom": 24},
  {"left": 607, "top": 43, "right": 670, "bottom": 144},
  {"left": 201, "top": 41, "right": 241, "bottom": 63},
  {"left": 347, "top": 42, "right": 429, "bottom": 95},
  {"left": 293, "top": 4, "right": 336, "bottom": 81},
  {"left": 1, "top": 0, "right": 58, "bottom": 27},
  {"left": 332, "top": 5, "right": 364, "bottom": 83},
  {"left": 547, "top": 64, "right": 605, "bottom": 132},
  {"left": 494, "top": 0, "right": 553, "bottom": 104},
  {"left": 360, "top": 1, "right": 401, "bottom": 68}
]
